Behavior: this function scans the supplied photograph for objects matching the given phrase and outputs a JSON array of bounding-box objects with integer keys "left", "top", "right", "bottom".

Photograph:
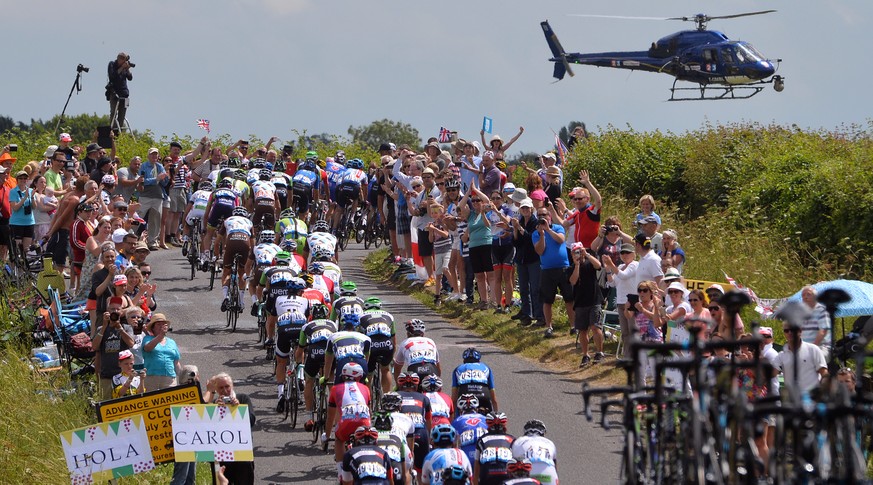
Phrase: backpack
[{"left": 69, "top": 332, "right": 95, "bottom": 358}]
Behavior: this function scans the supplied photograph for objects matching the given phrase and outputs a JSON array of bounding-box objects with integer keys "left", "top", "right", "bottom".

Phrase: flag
[
  {"left": 438, "top": 127, "right": 451, "bottom": 143},
  {"left": 723, "top": 272, "right": 773, "bottom": 317},
  {"left": 555, "top": 134, "right": 569, "bottom": 166},
  {"left": 196, "top": 119, "right": 210, "bottom": 133},
  {"left": 482, "top": 116, "right": 493, "bottom": 134}
]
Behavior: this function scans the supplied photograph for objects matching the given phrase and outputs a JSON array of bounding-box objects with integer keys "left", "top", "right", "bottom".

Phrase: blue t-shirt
[
  {"left": 142, "top": 335, "right": 181, "bottom": 377},
  {"left": 9, "top": 187, "right": 35, "bottom": 226},
  {"left": 466, "top": 211, "right": 492, "bottom": 248},
  {"left": 531, "top": 224, "right": 569, "bottom": 269}
]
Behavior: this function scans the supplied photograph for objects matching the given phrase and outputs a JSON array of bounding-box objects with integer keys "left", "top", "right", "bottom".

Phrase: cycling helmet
[
  {"left": 311, "top": 303, "right": 330, "bottom": 320},
  {"left": 352, "top": 425, "right": 379, "bottom": 445},
  {"left": 405, "top": 319, "right": 426, "bottom": 336},
  {"left": 226, "top": 157, "right": 241, "bottom": 169},
  {"left": 232, "top": 207, "right": 249, "bottom": 218},
  {"left": 251, "top": 158, "right": 266, "bottom": 169},
  {"left": 305, "top": 151, "right": 318, "bottom": 162},
  {"left": 341, "top": 362, "right": 364, "bottom": 381},
  {"left": 233, "top": 169, "right": 247, "bottom": 181},
  {"left": 456, "top": 394, "right": 480, "bottom": 413},
  {"left": 317, "top": 158, "right": 326, "bottom": 169},
  {"left": 274, "top": 251, "right": 291, "bottom": 266},
  {"left": 335, "top": 150, "right": 346, "bottom": 164},
  {"left": 217, "top": 178, "right": 233, "bottom": 189},
  {"left": 311, "top": 246, "right": 334, "bottom": 262},
  {"left": 259, "top": 230, "right": 276, "bottom": 244},
  {"left": 381, "top": 393, "right": 403, "bottom": 412},
  {"left": 341, "top": 313, "right": 360, "bottom": 329},
  {"left": 441, "top": 465, "right": 470, "bottom": 483},
  {"left": 444, "top": 178, "right": 461, "bottom": 190},
  {"left": 372, "top": 411, "right": 393, "bottom": 431},
  {"left": 507, "top": 459, "right": 533, "bottom": 477},
  {"left": 198, "top": 181, "right": 214, "bottom": 192},
  {"left": 346, "top": 158, "right": 364, "bottom": 170},
  {"left": 308, "top": 262, "right": 325, "bottom": 275},
  {"left": 300, "top": 159, "right": 316, "bottom": 171},
  {"left": 288, "top": 277, "right": 306, "bottom": 291},
  {"left": 258, "top": 169, "right": 272, "bottom": 181},
  {"left": 421, "top": 375, "right": 443, "bottom": 392},
  {"left": 485, "top": 412, "right": 508, "bottom": 431},
  {"left": 279, "top": 208, "right": 296, "bottom": 220},
  {"left": 339, "top": 280, "right": 357, "bottom": 296},
  {"left": 430, "top": 424, "right": 456, "bottom": 445},
  {"left": 397, "top": 372, "right": 420, "bottom": 389},
  {"left": 523, "top": 419, "right": 547, "bottom": 437},
  {"left": 280, "top": 239, "right": 298, "bottom": 253},
  {"left": 363, "top": 298, "right": 382, "bottom": 310},
  {"left": 301, "top": 273, "right": 314, "bottom": 287},
  {"left": 462, "top": 347, "right": 481, "bottom": 363},
  {"left": 311, "top": 220, "right": 330, "bottom": 233}
]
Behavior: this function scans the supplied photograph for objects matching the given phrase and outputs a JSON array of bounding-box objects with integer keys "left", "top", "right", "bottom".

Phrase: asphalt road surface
[{"left": 151, "top": 243, "right": 621, "bottom": 483}]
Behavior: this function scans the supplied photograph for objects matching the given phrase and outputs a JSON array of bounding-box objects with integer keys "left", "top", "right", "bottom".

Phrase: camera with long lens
[
  {"left": 128, "top": 61, "right": 136, "bottom": 68},
  {"left": 77, "top": 63, "right": 89, "bottom": 73}
]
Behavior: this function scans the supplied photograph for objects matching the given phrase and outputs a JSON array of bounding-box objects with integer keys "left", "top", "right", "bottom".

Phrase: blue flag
[{"left": 482, "top": 116, "right": 493, "bottom": 134}]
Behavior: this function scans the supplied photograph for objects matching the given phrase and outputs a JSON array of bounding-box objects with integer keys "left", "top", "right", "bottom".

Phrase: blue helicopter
[{"left": 541, "top": 10, "right": 784, "bottom": 101}]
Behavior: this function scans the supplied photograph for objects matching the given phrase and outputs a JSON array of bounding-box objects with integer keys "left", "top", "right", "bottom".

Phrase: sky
[{"left": 3, "top": 0, "right": 870, "bottom": 155}]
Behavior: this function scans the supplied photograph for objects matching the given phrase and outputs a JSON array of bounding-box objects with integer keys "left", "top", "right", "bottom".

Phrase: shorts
[
  {"left": 252, "top": 201, "right": 275, "bottom": 228},
  {"left": 433, "top": 250, "right": 451, "bottom": 276},
  {"left": 386, "top": 203, "right": 396, "bottom": 230},
  {"left": 416, "top": 229, "right": 433, "bottom": 257},
  {"left": 540, "top": 267, "right": 574, "bottom": 305},
  {"left": 574, "top": 304, "right": 603, "bottom": 331},
  {"left": 0, "top": 220, "right": 9, "bottom": 247},
  {"left": 10, "top": 224, "right": 35, "bottom": 240},
  {"left": 336, "top": 418, "right": 371, "bottom": 444},
  {"left": 490, "top": 244, "right": 515, "bottom": 269},
  {"left": 207, "top": 203, "right": 234, "bottom": 229},
  {"left": 303, "top": 356, "right": 325, "bottom": 378},
  {"left": 169, "top": 188, "right": 188, "bottom": 212},
  {"left": 275, "top": 188, "right": 289, "bottom": 210},
  {"left": 46, "top": 229, "right": 70, "bottom": 268},
  {"left": 396, "top": 208, "right": 411, "bottom": 236},
  {"left": 292, "top": 186, "right": 312, "bottom": 214},
  {"left": 469, "top": 245, "right": 494, "bottom": 274},
  {"left": 406, "top": 362, "right": 438, "bottom": 382},
  {"left": 275, "top": 325, "right": 302, "bottom": 358},
  {"left": 162, "top": 196, "right": 171, "bottom": 209},
  {"left": 411, "top": 427, "right": 429, "bottom": 469},
  {"left": 185, "top": 210, "right": 206, "bottom": 230},
  {"left": 367, "top": 348, "right": 394, "bottom": 370},
  {"left": 251, "top": 265, "right": 269, "bottom": 288},
  {"left": 223, "top": 236, "right": 251, "bottom": 269},
  {"left": 336, "top": 183, "right": 360, "bottom": 209}
]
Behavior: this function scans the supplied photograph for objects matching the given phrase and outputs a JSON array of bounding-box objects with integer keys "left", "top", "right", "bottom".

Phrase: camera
[
  {"left": 606, "top": 225, "right": 619, "bottom": 233},
  {"left": 77, "top": 63, "right": 89, "bottom": 73},
  {"left": 282, "top": 144, "right": 294, "bottom": 156},
  {"left": 110, "top": 311, "right": 120, "bottom": 322},
  {"left": 221, "top": 396, "right": 233, "bottom": 404},
  {"left": 8, "top": 144, "right": 17, "bottom": 152},
  {"left": 127, "top": 62, "right": 136, "bottom": 68}
]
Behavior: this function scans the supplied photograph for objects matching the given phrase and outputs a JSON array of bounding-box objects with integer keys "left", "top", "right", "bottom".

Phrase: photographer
[
  {"left": 107, "top": 52, "right": 134, "bottom": 129},
  {"left": 93, "top": 296, "right": 136, "bottom": 401},
  {"left": 203, "top": 372, "right": 256, "bottom": 485},
  {"left": 9, "top": 169, "right": 36, "bottom": 252},
  {"left": 112, "top": 350, "right": 146, "bottom": 398}
]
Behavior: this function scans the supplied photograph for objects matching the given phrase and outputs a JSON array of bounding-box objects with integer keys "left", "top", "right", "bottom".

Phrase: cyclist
[
  {"left": 247, "top": 229, "right": 280, "bottom": 316},
  {"left": 220, "top": 207, "right": 254, "bottom": 313},
  {"left": 474, "top": 412, "right": 515, "bottom": 485},
  {"left": 275, "top": 207, "right": 308, "bottom": 260},
  {"left": 324, "top": 153, "right": 348, "bottom": 217},
  {"left": 332, "top": 281, "right": 365, "bottom": 322},
  {"left": 422, "top": 375, "right": 454, "bottom": 428},
  {"left": 421, "top": 424, "right": 473, "bottom": 485},
  {"left": 280, "top": 239, "right": 307, "bottom": 273},
  {"left": 260, "top": 250, "right": 299, "bottom": 297},
  {"left": 251, "top": 168, "right": 280, "bottom": 235},
  {"left": 394, "top": 319, "right": 441, "bottom": 383},
  {"left": 332, "top": 158, "right": 368, "bottom": 235},
  {"left": 201, "top": 177, "right": 240, "bottom": 266},
  {"left": 270, "top": 164, "right": 292, "bottom": 211},
  {"left": 511, "top": 419, "right": 558, "bottom": 485},
  {"left": 272, "top": 277, "right": 310, "bottom": 412},
  {"left": 291, "top": 153, "right": 322, "bottom": 221},
  {"left": 340, "top": 426, "right": 393, "bottom": 485},
  {"left": 323, "top": 313, "right": 372, "bottom": 385},
  {"left": 397, "top": 372, "right": 433, "bottom": 477},
  {"left": 503, "top": 459, "right": 540, "bottom": 485},
  {"left": 326, "top": 363, "right": 372, "bottom": 471},
  {"left": 360, "top": 297, "right": 396, "bottom": 394},
  {"left": 307, "top": 219, "right": 339, "bottom": 264},
  {"left": 373, "top": 412, "right": 410, "bottom": 485},
  {"left": 380, "top": 393, "right": 416, "bottom": 472},
  {"left": 451, "top": 394, "right": 488, "bottom": 465},
  {"left": 451, "top": 347, "right": 498, "bottom": 414},
  {"left": 299, "top": 303, "right": 337, "bottom": 431},
  {"left": 181, "top": 180, "right": 212, "bottom": 256},
  {"left": 231, "top": 169, "right": 252, "bottom": 211},
  {"left": 308, "top": 261, "right": 336, "bottom": 308}
]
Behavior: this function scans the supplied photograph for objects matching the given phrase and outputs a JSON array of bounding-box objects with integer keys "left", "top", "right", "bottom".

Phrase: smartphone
[{"left": 626, "top": 294, "right": 640, "bottom": 309}]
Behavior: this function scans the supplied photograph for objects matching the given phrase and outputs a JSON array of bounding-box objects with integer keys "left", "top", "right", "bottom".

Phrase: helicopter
[{"left": 541, "top": 10, "right": 784, "bottom": 101}]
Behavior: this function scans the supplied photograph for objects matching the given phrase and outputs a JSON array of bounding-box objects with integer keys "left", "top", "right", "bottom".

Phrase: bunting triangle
[
  {"left": 204, "top": 406, "right": 216, "bottom": 419},
  {"left": 98, "top": 422, "right": 111, "bottom": 436},
  {"left": 109, "top": 420, "right": 121, "bottom": 436},
  {"left": 74, "top": 429, "right": 87, "bottom": 443},
  {"left": 60, "top": 430, "right": 75, "bottom": 445},
  {"left": 238, "top": 406, "right": 248, "bottom": 420},
  {"left": 172, "top": 406, "right": 183, "bottom": 419}
]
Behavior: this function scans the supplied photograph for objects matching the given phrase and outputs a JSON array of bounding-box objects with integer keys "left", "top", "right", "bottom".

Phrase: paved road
[{"left": 151, "top": 243, "right": 621, "bottom": 483}]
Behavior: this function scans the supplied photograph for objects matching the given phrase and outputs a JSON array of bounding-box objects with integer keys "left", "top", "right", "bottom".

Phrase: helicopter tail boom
[{"left": 541, "top": 21, "right": 575, "bottom": 80}]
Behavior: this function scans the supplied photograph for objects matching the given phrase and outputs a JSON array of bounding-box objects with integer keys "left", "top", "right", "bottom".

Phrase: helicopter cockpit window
[
  {"left": 720, "top": 47, "right": 737, "bottom": 64},
  {"left": 737, "top": 44, "right": 764, "bottom": 62}
]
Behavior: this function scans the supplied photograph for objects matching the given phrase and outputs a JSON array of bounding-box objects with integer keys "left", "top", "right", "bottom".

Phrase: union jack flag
[
  {"left": 555, "top": 134, "right": 569, "bottom": 165},
  {"left": 196, "top": 119, "right": 210, "bottom": 133},
  {"left": 438, "top": 127, "right": 451, "bottom": 143}
]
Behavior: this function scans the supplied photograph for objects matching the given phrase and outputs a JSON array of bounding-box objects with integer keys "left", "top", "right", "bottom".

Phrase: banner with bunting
[
  {"left": 60, "top": 415, "right": 154, "bottom": 485},
  {"left": 171, "top": 404, "right": 254, "bottom": 462}
]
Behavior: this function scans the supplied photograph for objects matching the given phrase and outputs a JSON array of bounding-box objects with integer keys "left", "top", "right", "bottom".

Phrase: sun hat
[
  {"left": 59, "top": 133, "right": 72, "bottom": 142},
  {"left": 620, "top": 243, "right": 635, "bottom": 253},
  {"left": 510, "top": 188, "right": 528, "bottom": 204},
  {"left": 519, "top": 198, "right": 534, "bottom": 209},
  {"left": 663, "top": 268, "right": 681, "bottom": 281}
]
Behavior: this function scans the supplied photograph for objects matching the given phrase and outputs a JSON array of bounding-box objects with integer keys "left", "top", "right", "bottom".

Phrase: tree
[{"left": 348, "top": 119, "right": 421, "bottom": 151}]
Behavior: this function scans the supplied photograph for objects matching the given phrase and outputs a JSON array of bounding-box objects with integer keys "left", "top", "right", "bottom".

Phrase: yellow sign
[
  {"left": 683, "top": 278, "right": 737, "bottom": 294},
  {"left": 96, "top": 383, "right": 202, "bottom": 464}
]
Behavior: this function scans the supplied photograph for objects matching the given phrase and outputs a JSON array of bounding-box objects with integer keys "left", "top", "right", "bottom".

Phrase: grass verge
[{"left": 363, "top": 249, "right": 626, "bottom": 386}]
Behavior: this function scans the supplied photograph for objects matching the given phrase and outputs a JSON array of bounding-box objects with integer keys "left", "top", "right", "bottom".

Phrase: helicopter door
[
  {"left": 702, "top": 49, "right": 718, "bottom": 73},
  {"left": 720, "top": 47, "right": 739, "bottom": 75}
]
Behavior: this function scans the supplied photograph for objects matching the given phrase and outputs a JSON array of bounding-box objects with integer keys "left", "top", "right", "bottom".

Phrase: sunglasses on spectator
[
  {"left": 668, "top": 289, "right": 683, "bottom": 294},
  {"left": 537, "top": 212, "right": 549, "bottom": 217},
  {"left": 436, "top": 183, "right": 445, "bottom": 187},
  {"left": 141, "top": 271, "right": 151, "bottom": 276},
  {"left": 491, "top": 196, "right": 502, "bottom": 201},
  {"left": 689, "top": 298, "right": 700, "bottom": 302},
  {"left": 471, "top": 199, "right": 481, "bottom": 203},
  {"left": 637, "top": 288, "right": 650, "bottom": 293},
  {"left": 708, "top": 306, "right": 721, "bottom": 311},
  {"left": 446, "top": 188, "right": 459, "bottom": 192},
  {"left": 574, "top": 196, "right": 589, "bottom": 200}
]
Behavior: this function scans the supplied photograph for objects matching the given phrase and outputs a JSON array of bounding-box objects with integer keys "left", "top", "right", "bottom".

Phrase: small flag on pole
[
  {"left": 438, "top": 127, "right": 451, "bottom": 143},
  {"left": 555, "top": 134, "right": 569, "bottom": 166},
  {"left": 482, "top": 116, "right": 493, "bottom": 134},
  {"left": 196, "top": 119, "right": 210, "bottom": 133}
]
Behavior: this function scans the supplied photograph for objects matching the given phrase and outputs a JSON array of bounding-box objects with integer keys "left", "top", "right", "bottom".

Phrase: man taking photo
[{"left": 107, "top": 51, "right": 134, "bottom": 130}]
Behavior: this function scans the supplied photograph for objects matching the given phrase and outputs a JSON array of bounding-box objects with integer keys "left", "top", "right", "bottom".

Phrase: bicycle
[
  {"left": 256, "top": 301, "right": 267, "bottom": 346},
  {"left": 208, "top": 241, "right": 223, "bottom": 291},
  {"left": 312, "top": 376, "right": 330, "bottom": 452},
  {"left": 226, "top": 253, "right": 242, "bottom": 332},
  {"left": 186, "top": 218, "right": 202, "bottom": 281},
  {"left": 283, "top": 361, "right": 305, "bottom": 427},
  {"left": 363, "top": 212, "right": 384, "bottom": 250},
  {"left": 353, "top": 205, "right": 366, "bottom": 244},
  {"left": 368, "top": 364, "right": 383, "bottom": 414},
  {"left": 335, "top": 207, "right": 354, "bottom": 251}
]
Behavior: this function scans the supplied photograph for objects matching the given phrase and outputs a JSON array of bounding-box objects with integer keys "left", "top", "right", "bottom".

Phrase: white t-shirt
[
  {"left": 636, "top": 250, "right": 663, "bottom": 286},
  {"left": 774, "top": 342, "right": 826, "bottom": 392},
  {"left": 611, "top": 260, "right": 639, "bottom": 305}
]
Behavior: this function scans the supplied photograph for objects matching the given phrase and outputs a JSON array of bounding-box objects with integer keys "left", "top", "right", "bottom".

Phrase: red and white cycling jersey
[
  {"left": 394, "top": 337, "right": 440, "bottom": 367},
  {"left": 329, "top": 381, "right": 372, "bottom": 421}
]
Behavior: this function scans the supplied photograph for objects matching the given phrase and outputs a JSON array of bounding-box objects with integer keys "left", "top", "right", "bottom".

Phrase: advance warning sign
[{"left": 95, "top": 383, "right": 202, "bottom": 464}]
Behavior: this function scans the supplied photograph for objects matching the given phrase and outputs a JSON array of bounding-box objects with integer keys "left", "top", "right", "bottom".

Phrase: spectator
[
  {"left": 87, "top": 246, "right": 118, "bottom": 336},
  {"left": 478, "top": 151, "right": 502, "bottom": 196},
  {"left": 525, "top": 172, "right": 547, "bottom": 210},
  {"left": 108, "top": 52, "right": 134, "bottom": 129},
  {"left": 487, "top": 189, "right": 514, "bottom": 312},
  {"left": 774, "top": 318, "right": 827, "bottom": 392},
  {"left": 115, "top": 156, "right": 143, "bottom": 202},
  {"left": 439, "top": 178, "right": 465, "bottom": 302},
  {"left": 687, "top": 289, "right": 712, "bottom": 322},
  {"left": 426, "top": 203, "right": 453, "bottom": 305},
  {"left": 511, "top": 197, "right": 543, "bottom": 326},
  {"left": 69, "top": 202, "right": 95, "bottom": 293},
  {"left": 124, "top": 307, "right": 147, "bottom": 372},
  {"left": 164, "top": 141, "right": 192, "bottom": 247},
  {"left": 202, "top": 372, "right": 256, "bottom": 485},
  {"left": 0, "top": 167, "right": 9, "bottom": 261},
  {"left": 31, "top": 175, "right": 58, "bottom": 242},
  {"left": 800, "top": 285, "right": 831, "bottom": 359},
  {"left": 637, "top": 216, "right": 663, "bottom": 254},
  {"left": 634, "top": 195, "right": 661, "bottom": 232},
  {"left": 559, "top": 171, "right": 602, "bottom": 248},
  {"left": 542, "top": 166, "right": 563, "bottom": 203},
  {"left": 458, "top": 140, "right": 482, "bottom": 193},
  {"left": 138, "top": 148, "right": 169, "bottom": 250},
  {"left": 407, "top": 175, "right": 435, "bottom": 286},
  {"left": 458, "top": 184, "right": 493, "bottom": 309},
  {"left": 590, "top": 215, "right": 633, "bottom": 268},
  {"left": 83, "top": 143, "right": 104, "bottom": 177},
  {"left": 602, "top": 243, "right": 639, "bottom": 361},
  {"left": 659, "top": 229, "right": 686, "bottom": 273},
  {"left": 9, "top": 170, "right": 36, "bottom": 253},
  {"left": 92, "top": 296, "right": 135, "bottom": 400},
  {"left": 634, "top": 233, "right": 664, "bottom": 287},
  {"left": 664, "top": 281, "right": 691, "bottom": 323},
  {"left": 567, "top": 124, "right": 588, "bottom": 150},
  {"left": 532, "top": 204, "right": 573, "bottom": 338},
  {"left": 479, "top": 126, "right": 524, "bottom": 161},
  {"left": 45, "top": 151, "right": 69, "bottom": 196},
  {"left": 142, "top": 313, "right": 182, "bottom": 390},
  {"left": 44, "top": 177, "right": 87, "bottom": 277},
  {"left": 710, "top": 297, "right": 745, "bottom": 339},
  {"left": 569, "top": 242, "right": 604, "bottom": 364},
  {"left": 0, "top": 152, "right": 15, "bottom": 190},
  {"left": 836, "top": 367, "right": 857, "bottom": 393},
  {"left": 392, "top": 151, "right": 424, "bottom": 265},
  {"left": 124, "top": 266, "right": 156, "bottom": 314},
  {"left": 112, "top": 349, "right": 145, "bottom": 398},
  {"left": 628, "top": 280, "right": 665, "bottom": 387}
]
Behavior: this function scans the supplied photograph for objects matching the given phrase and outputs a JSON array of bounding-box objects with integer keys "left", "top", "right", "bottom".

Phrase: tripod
[{"left": 55, "top": 66, "right": 86, "bottom": 135}]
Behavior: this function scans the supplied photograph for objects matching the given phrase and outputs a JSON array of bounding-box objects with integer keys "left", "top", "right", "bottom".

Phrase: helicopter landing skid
[{"left": 668, "top": 81, "right": 764, "bottom": 101}]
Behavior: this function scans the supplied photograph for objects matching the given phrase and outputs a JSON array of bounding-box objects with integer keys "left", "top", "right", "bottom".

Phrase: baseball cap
[
  {"left": 620, "top": 243, "right": 635, "bottom": 253},
  {"left": 101, "top": 174, "right": 116, "bottom": 185},
  {"left": 59, "top": 133, "right": 72, "bottom": 142},
  {"left": 86, "top": 143, "right": 102, "bottom": 153},
  {"left": 113, "top": 274, "right": 128, "bottom": 286},
  {"left": 519, "top": 198, "right": 534, "bottom": 209},
  {"left": 758, "top": 327, "right": 773, "bottom": 338},
  {"left": 378, "top": 143, "right": 393, "bottom": 152},
  {"left": 112, "top": 228, "right": 130, "bottom": 244},
  {"left": 503, "top": 183, "right": 516, "bottom": 193},
  {"left": 542, "top": 153, "right": 557, "bottom": 161},
  {"left": 706, "top": 284, "right": 725, "bottom": 295},
  {"left": 118, "top": 349, "right": 133, "bottom": 361},
  {"left": 15, "top": 170, "right": 28, "bottom": 179},
  {"left": 640, "top": 215, "right": 659, "bottom": 225},
  {"left": 667, "top": 281, "right": 687, "bottom": 294},
  {"left": 134, "top": 241, "right": 151, "bottom": 253},
  {"left": 663, "top": 268, "right": 681, "bottom": 281},
  {"left": 148, "top": 147, "right": 159, "bottom": 155}
]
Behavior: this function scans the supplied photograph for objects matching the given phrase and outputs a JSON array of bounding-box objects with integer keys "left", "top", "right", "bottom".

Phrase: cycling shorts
[
  {"left": 292, "top": 185, "right": 311, "bottom": 215},
  {"left": 275, "top": 187, "right": 289, "bottom": 210},
  {"left": 252, "top": 202, "right": 275, "bottom": 229},
  {"left": 223, "top": 237, "right": 250, "bottom": 269},
  {"left": 367, "top": 348, "right": 394, "bottom": 370},
  {"left": 336, "top": 182, "right": 360, "bottom": 209},
  {"left": 336, "top": 418, "right": 371, "bottom": 444},
  {"left": 185, "top": 209, "right": 206, "bottom": 228},
  {"left": 406, "top": 362, "right": 438, "bottom": 382},
  {"left": 275, "top": 325, "right": 303, "bottom": 358},
  {"left": 303, "top": 355, "right": 325, "bottom": 379},
  {"left": 251, "top": 265, "right": 270, "bottom": 288},
  {"left": 207, "top": 204, "right": 234, "bottom": 229},
  {"left": 412, "top": 427, "right": 430, "bottom": 469}
]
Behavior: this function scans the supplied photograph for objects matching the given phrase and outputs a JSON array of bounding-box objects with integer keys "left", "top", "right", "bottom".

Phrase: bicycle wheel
[
  {"left": 257, "top": 305, "right": 266, "bottom": 344},
  {"left": 363, "top": 217, "right": 373, "bottom": 250},
  {"left": 374, "top": 221, "right": 384, "bottom": 248},
  {"left": 283, "top": 368, "right": 294, "bottom": 421},
  {"left": 370, "top": 369, "right": 382, "bottom": 413},
  {"left": 288, "top": 372, "right": 299, "bottom": 429},
  {"left": 312, "top": 382, "right": 324, "bottom": 444},
  {"left": 354, "top": 213, "right": 366, "bottom": 244},
  {"left": 209, "top": 260, "right": 218, "bottom": 291}
]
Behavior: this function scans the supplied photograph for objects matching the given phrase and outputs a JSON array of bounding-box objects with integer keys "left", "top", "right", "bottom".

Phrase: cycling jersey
[
  {"left": 394, "top": 337, "right": 440, "bottom": 378},
  {"left": 307, "top": 232, "right": 338, "bottom": 262},
  {"left": 452, "top": 362, "right": 496, "bottom": 412},
  {"left": 341, "top": 444, "right": 393, "bottom": 485},
  {"left": 268, "top": 293, "right": 310, "bottom": 319},
  {"left": 310, "top": 275, "right": 335, "bottom": 303},
  {"left": 361, "top": 311, "right": 396, "bottom": 362},
  {"left": 421, "top": 447, "right": 473, "bottom": 485},
  {"left": 208, "top": 188, "right": 240, "bottom": 228},
  {"left": 511, "top": 435, "right": 558, "bottom": 484},
  {"left": 341, "top": 168, "right": 368, "bottom": 187},
  {"left": 223, "top": 215, "right": 253, "bottom": 237},
  {"left": 251, "top": 242, "right": 281, "bottom": 266},
  {"left": 252, "top": 180, "right": 276, "bottom": 202},
  {"left": 186, "top": 189, "right": 211, "bottom": 225},
  {"left": 325, "top": 160, "right": 347, "bottom": 200},
  {"left": 231, "top": 179, "right": 250, "bottom": 200},
  {"left": 302, "top": 287, "right": 329, "bottom": 314},
  {"left": 275, "top": 306, "right": 309, "bottom": 358},
  {"left": 246, "top": 168, "right": 261, "bottom": 186},
  {"left": 298, "top": 319, "right": 337, "bottom": 377},
  {"left": 291, "top": 168, "right": 320, "bottom": 189},
  {"left": 475, "top": 432, "right": 515, "bottom": 484},
  {"left": 320, "top": 262, "right": 342, "bottom": 292},
  {"left": 399, "top": 390, "right": 433, "bottom": 470},
  {"left": 451, "top": 413, "right": 488, "bottom": 464},
  {"left": 376, "top": 432, "right": 407, "bottom": 485},
  {"left": 424, "top": 391, "right": 454, "bottom": 427},
  {"left": 333, "top": 296, "right": 365, "bottom": 321},
  {"left": 275, "top": 217, "right": 308, "bottom": 249},
  {"left": 327, "top": 331, "right": 372, "bottom": 384},
  {"left": 261, "top": 266, "right": 298, "bottom": 288}
]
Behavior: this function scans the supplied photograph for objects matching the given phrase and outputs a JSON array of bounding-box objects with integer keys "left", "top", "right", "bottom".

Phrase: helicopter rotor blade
[
  {"left": 707, "top": 10, "right": 777, "bottom": 21},
  {"left": 568, "top": 14, "right": 671, "bottom": 21}
]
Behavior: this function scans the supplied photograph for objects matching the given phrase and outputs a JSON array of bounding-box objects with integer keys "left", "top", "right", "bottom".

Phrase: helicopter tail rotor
[{"left": 541, "top": 21, "right": 575, "bottom": 80}]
